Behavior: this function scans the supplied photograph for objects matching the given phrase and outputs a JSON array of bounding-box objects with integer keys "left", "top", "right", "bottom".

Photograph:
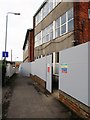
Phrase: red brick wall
[
  {"left": 74, "top": 2, "right": 90, "bottom": 45},
  {"left": 28, "top": 30, "right": 34, "bottom": 62},
  {"left": 59, "top": 90, "right": 90, "bottom": 119}
]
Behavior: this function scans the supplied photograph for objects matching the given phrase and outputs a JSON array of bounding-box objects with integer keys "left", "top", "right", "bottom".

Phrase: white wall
[
  {"left": 6, "top": 63, "right": 16, "bottom": 77},
  {"left": 30, "top": 55, "right": 52, "bottom": 82},
  {"left": 19, "top": 62, "right": 31, "bottom": 76},
  {"left": 59, "top": 42, "right": 89, "bottom": 106},
  {"left": 34, "top": 56, "right": 47, "bottom": 81},
  {"left": 19, "top": 55, "right": 52, "bottom": 93},
  {"left": 31, "top": 61, "right": 35, "bottom": 75}
]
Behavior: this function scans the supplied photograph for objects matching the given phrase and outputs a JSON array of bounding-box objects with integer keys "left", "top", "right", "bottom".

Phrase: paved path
[{"left": 7, "top": 74, "right": 72, "bottom": 119}]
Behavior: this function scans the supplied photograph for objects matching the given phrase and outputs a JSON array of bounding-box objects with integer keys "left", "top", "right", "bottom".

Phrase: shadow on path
[{"left": 2, "top": 74, "right": 82, "bottom": 119}]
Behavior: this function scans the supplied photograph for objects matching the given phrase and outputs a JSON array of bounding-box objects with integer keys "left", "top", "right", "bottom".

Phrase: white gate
[
  {"left": 46, "top": 64, "right": 52, "bottom": 93},
  {"left": 46, "top": 55, "right": 52, "bottom": 93}
]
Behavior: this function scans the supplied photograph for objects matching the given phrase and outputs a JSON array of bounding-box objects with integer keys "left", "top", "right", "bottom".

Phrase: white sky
[{"left": 0, "top": 0, "right": 44, "bottom": 61}]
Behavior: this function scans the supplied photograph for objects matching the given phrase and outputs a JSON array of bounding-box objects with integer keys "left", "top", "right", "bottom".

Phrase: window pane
[
  {"left": 35, "top": 10, "right": 41, "bottom": 25},
  {"left": 68, "top": 19, "right": 74, "bottom": 32},
  {"left": 49, "top": 0, "right": 53, "bottom": 12},
  {"left": 35, "top": 32, "right": 41, "bottom": 47},
  {"left": 42, "top": 23, "right": 53, "bottom": 43},
  {"left": 50, "top": 32, "right": 53, "bottom": 40},
  {"left": 54, "top": 0, "right": 61, "bottom": 6},
  {"left": 43, "top": 36, "right": 46, "bottom": 43},
  {"left": 55, "top": 28, "right": 60, "bottom": 37},
  {"left": 56, "top": 18, "right": 60, "bottom": 28},
  {"left": 46, "top": 34, "right": 49, "bottom": 41},
  {"left": 61, "top": 24, "right": 66, "bottom": 34},
  {"left": 68, "top": 8, "right": 73, "bottom": 21},
  {"left": 61, "top": 13, "right": 66, "bottom": 25}
]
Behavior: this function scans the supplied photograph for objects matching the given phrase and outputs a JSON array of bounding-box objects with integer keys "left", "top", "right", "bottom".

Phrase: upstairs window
[
  {"left": 55, "top": 7, "right": 74, "bottom": 38},
  {"left": 42, "top": 23, "right": 53, "bottom": 43},
  {"left": 67, "top": 8, "right": 74, "bottom": 32},
  {"left": 54, "top": 0, "right": 61, "bottom": 7},
  {"left": 55, "top": 17, "right": 60, "bottom": 37},
  {"left": 35, "top": 10, "right": 41, "bottom": 26},
  {"left": 42, "top": 0, "right": 53, "bottom": 19},
  {"left": 35, "top": 32, "right": 42, "bottom": 47},
  {"left": 61, "top": 13, "right": 66, "bottom": 35}
]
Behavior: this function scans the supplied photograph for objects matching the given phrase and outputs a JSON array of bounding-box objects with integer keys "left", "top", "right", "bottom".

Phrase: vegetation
[{"left": 2, "top": 60, "right": 7, "bottom": 86}]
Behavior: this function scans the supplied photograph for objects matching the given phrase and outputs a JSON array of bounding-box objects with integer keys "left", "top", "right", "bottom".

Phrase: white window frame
[
  {"left": 67, "top": 8, "right": 74, "bottom": 32},
  {"left": 55, "top": 7, "right": 74, "bottom": 38},
  {"left": 55, "top": 17, "right": 60, "bottom": 37},
  {"left": 35, "top": 0, "right": 61, "bottom": 26},
  {"left": 35, "top": 32, "right": 42, "bottom": 47},
  {"left": 42, "top": 23, "right": 53, "bottom": 44},
  {"left": 35, "top": 10, "right": 42, "bottom": 26},
  {"left": 61, "top": 13, "right": 67, "bottom": 35}
]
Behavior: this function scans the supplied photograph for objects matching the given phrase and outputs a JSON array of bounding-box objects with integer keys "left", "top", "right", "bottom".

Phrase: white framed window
[
  {"left": 55, "top": 17, "right": 60, "bottom": 37},
  {"left": 42, "top": 28, "right": 46, "bottom": 43},
  {"left": 67, "top": 8, "right": 74, "bottom": 32},
  {"left": 54, "top": 0, "right": 61, "bottom": 7},
  {"left": 35, "top": 10, "right": 42, "bottom": 26},
  {"left": 61, "top": 24, "right": 66, "bottom": 35},
  {"left": 68, "top": 19, "right": 74, "bottom": 32},
  {"left": 35, "top": 0, "right": 61, "bottom": 26},
  {"left": 49, "top": 0, "right": 53, "bottom": 12},
  {"left": 42, "top": 0, "right": 53, "bottom": 19},
  {"left": 61, "top": 13, "right": 66, "bottom": 35},
  {"left": 35, "top": 32, "right": 42, "bottom": 47},
  {"left": 42, "top": 23, "right": 53, "bottom": 43},
  {"left": 55, "top": 7, "right": 74, "bottom": 38}
]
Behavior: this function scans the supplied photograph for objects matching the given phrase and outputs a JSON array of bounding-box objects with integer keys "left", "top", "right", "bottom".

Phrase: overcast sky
[{"left": 0, "top": 0, "right": 44, "bottom": 61}]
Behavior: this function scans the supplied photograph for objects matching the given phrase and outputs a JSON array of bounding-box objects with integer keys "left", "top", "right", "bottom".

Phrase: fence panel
[
  {"left": 19, "top": 62, "right": 31, "bottom": 76},
  {"left": 30, "top": 56, "right": 48, "bottom": 81},
  {"left": 6, "top": 63, "right": 16, "bottom": 77},
  {"left": 59, "top": 42, "right": 89, "bottom": 106},
  {"left": 31, "top": 61, "right": 35, "bottom": 75}
]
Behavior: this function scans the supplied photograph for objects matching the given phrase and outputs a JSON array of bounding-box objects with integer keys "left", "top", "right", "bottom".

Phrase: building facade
[
  {"left": 23, "top": 29, "right": 34, "bottom": 62},
  {"left": 32, "top": 1, "right": 90, "bottom": 118},
  {"left": 33, "top": 0, "right": 90, "bottom": 62}
]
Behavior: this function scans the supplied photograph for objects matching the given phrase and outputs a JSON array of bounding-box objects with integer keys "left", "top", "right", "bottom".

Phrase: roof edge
[
  {"left": 23, "top": 29, "right": 33, "bottom": 50},
  {"left": 34, "top": 0, "right": 48, "bottom": 17}
]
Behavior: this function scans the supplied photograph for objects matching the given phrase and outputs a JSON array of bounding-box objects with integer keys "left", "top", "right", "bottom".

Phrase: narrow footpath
[{"left": 3, "top": 74, "right": 79, "bottom": 119}]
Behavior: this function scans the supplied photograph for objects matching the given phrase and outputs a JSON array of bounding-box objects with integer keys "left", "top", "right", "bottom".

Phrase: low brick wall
[
  {"left": 30, "top": 74, "right": 46, "bottom": 88},
  {"left": 59, "top": 90, "right": 90, "bottom": 119}
]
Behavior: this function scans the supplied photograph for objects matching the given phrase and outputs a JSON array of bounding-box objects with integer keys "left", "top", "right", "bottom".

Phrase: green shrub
[{"left": 2, "top": 60, "right": 6, "bottom": 86}]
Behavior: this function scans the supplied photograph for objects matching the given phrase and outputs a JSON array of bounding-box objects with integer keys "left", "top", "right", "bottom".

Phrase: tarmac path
[{"left": 6, "top": 74, "right": 75, "bottom": 119}]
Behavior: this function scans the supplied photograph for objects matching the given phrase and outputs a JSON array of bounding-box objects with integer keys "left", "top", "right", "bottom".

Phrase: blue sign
[{"left": 2, "top": 51, "right": 9, "bottom": 57}]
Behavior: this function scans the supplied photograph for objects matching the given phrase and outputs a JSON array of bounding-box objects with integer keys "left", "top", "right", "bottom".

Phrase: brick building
[
  {"left": 33, "top": 0, "right": 90, "bottom": 118},
  {"left": 33, "top": 0, "right": 90, "bottom": 62},
  {"left": 23, "top": 29, "right": 34, "bottom": 62}
]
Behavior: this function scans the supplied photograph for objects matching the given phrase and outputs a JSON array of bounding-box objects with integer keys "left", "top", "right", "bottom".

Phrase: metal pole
[
  {"left": 4, "top": 12, "right": 20, "bottom": 61},
  {"left": 11, "top": 49, "right": 12, "bottom": 62},
  {"left": 5, "top": 14, "right": 8, "bottom": 60}
]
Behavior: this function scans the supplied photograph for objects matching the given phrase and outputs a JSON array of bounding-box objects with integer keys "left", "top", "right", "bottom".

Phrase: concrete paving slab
[{"left": 7, "top": 74, "right": 72, "bottom": 118}]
